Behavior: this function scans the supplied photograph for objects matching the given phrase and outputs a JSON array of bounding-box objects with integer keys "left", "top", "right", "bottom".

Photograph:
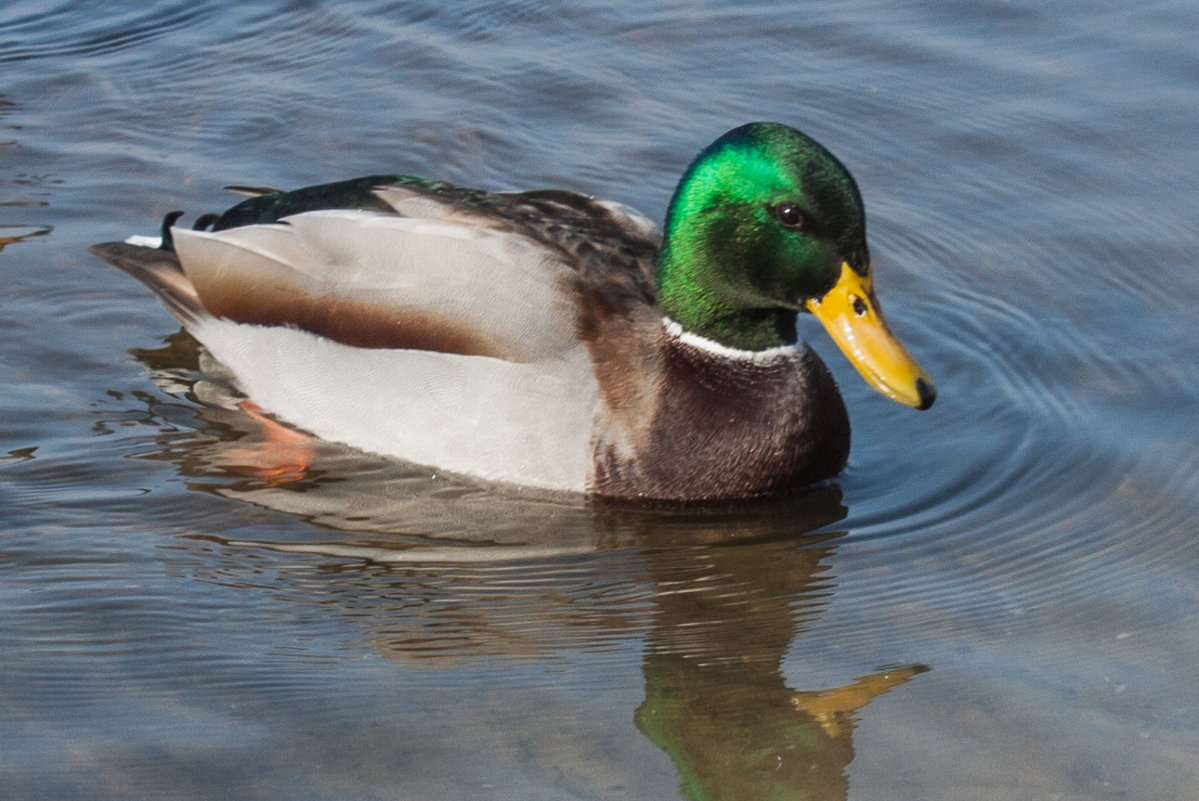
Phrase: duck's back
[{"left": 178, "top": 178, "right": 662, "bottom": 362}]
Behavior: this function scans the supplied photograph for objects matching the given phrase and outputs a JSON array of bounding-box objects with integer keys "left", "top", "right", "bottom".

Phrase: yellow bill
[{"left": 805, "top": 262, "right": 936, "bottom": 410}]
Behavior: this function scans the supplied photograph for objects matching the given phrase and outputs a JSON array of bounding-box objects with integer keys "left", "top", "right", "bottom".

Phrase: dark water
[{"left": 3, "top": 1, "right": 1199, "bottom": 799}]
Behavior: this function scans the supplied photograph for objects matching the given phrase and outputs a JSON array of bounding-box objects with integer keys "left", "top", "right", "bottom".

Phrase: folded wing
[{"left": 172, "top": 210, "right": 580, "bottom": 362}]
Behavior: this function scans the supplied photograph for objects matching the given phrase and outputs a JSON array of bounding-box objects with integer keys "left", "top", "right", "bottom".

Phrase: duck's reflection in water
[{"left": 636, "top": 534, "right": 925, "bottom": 801}]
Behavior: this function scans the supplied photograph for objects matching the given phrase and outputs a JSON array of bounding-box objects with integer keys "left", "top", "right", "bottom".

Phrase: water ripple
[{"left": 0, "top": 2, "right": 215, "bottom": 64}]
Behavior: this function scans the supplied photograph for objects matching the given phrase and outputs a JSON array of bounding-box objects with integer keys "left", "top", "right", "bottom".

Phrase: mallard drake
[{"left": 91, "top": 122, "right": 934, "bottom": 501}]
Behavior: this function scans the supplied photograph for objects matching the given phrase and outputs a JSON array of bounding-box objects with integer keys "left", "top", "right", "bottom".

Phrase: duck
[{"left": 91, "top": 122, "right": 935, "bottom": 501}]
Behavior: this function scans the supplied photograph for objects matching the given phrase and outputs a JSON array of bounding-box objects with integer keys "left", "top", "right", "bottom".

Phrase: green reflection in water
[{"left": 636, "top": 536, "right": 925, "bottom": 801}]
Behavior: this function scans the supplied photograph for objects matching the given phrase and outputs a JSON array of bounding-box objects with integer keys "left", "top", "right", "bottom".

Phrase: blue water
[{"left": 3, "top": 2, "right": 1199, "bottom": 799}]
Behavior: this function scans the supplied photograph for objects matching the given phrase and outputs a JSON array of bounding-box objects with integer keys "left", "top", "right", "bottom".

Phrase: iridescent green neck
[{"left": 657, "top": 215, "right": 800, "bottom": 351}]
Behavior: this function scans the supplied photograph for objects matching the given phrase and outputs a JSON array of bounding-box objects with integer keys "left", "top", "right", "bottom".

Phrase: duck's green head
[{"left": 658, "top": 122, "right": 935, "bottom": 409}]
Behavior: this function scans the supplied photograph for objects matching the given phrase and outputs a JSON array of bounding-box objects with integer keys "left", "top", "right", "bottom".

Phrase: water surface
[{"left": 3, "top": 2, "right": 1199, "bottom": 799}]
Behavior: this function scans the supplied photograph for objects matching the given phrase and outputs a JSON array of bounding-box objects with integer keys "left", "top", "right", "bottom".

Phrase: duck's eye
[{"left": 774, "top": 202, "right": 804, "bottom": 230}]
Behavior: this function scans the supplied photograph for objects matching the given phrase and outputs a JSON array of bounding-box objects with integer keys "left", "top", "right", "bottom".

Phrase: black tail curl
[
  {"left": 158, "top": 210, "right": 221, "bottom": 251},
  {"left": 159, "top": 210, "right": 184, "bottom": 251}
]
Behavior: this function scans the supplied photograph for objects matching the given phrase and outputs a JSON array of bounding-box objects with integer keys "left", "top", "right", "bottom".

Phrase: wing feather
[{"left": 171, "top": 211, "right": 580, "bottom": 361}]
